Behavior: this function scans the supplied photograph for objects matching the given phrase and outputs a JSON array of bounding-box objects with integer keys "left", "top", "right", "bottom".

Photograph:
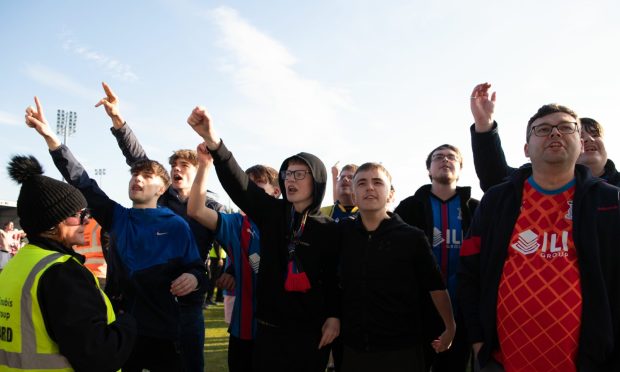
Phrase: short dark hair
[
  {"left": 354, "top": 162, "right": 392, "bottom": 184},
  {"left": 2, "top": 221, "right": 13, "bottom": 229},
  {"left": 526, "top": 104, "right": 579, "bottom": 141},
  {"left": 246, "top": 165, "right": 279, "bottom": 188},
  {"left": 130, "top": 159, "right": 171, "bottom": 187},
  {"left": 425, "top": 144, "right": 463, "bottom": 170},
  {"left": 580, "top": 117, "right": 604, "bottom": 137},
  {"left": 169, "top": 149, "right": 198, "bottom": 167}
]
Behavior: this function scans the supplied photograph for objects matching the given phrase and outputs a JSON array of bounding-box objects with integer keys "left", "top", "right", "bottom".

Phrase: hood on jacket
[{"left": 279, "top": 152, "right": 327, "bottom": 214}]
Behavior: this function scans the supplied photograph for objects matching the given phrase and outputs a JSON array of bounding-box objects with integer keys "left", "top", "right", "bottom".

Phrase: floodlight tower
[
  {"left": 56, "top": 109, "right": 77, "bottom": 145},
  {"left": 95, "top": 168, "right": 106, "bottom": 186}
]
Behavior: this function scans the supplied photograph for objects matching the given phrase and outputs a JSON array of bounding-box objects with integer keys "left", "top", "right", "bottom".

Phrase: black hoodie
[{"left": 210, "top": 141, "right": 340, "bottom": 328}]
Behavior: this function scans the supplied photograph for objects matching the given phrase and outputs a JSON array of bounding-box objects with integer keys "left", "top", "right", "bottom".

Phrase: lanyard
[{"left": 288, "top": 206, "right": 308, "bottom": 259}]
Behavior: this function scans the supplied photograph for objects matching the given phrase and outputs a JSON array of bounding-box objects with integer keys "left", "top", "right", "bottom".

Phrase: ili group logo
[{"left": 512, "top": 229, "right": 569, "bottom": 256}]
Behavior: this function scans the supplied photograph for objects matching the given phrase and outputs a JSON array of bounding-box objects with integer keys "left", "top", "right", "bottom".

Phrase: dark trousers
[
  {"left": 252, "top": 322, "right": 330, "bottom": 372},
  {"left": 179, "top": 303, "right": 205, "bottom": 372},
  {"left": 228, "top": 334, "right": 254, "bottom": 372},
  {"left": 123, "top": 335, "right": 182, "bottom": 372},
  {"left": 341, "top": 344, "right": 425, "bottom": 372},
  {"left": 328, "top": 336, "right": 344, "bottom": 371}
]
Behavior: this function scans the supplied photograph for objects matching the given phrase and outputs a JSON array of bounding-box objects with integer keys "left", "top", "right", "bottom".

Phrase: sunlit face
[
  {"left": 170, "top": 159, "right": 197, "bottom": 191},
  {"left": 128, "top": 171, "right": 167, "bottom": 204},
  {"left": 428, "top": 149, "right": 461, "bottom": 185},
  {"left": 3, "top": 222, "right": 13, "bottom": 232},
  {"left": 336, "top": 169, "right": 355, "bottom": 199},
  {"left": 352, "top": 168, "right": 391, "bottom": 213},
  {"left": 578, "top": 128, "right": 607, "bottom": 172},
  {"left": 283, "top": 163, "right": 313, "bottom": 210},
  {"left": 524, "top": 112, "right": 583, "bottom": 168}
]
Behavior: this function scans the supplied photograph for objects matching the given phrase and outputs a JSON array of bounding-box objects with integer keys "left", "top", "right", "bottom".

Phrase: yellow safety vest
[{"left": 0, "top": 244, "right": 115, "bottom": 371}]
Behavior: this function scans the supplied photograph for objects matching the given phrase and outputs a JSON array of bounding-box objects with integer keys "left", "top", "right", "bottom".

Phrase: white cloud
[
  {"left": 208, "top": 6, "right": 354, "bottom": 152},
  {"left": 61, "top": 34, "right": 138, "bottom": 82},
  {"left": 24, "top": 64, "right": 101, "bottom": 102},
  {"left": 0, "top": 111, "right": 20, "bottom": 126}
]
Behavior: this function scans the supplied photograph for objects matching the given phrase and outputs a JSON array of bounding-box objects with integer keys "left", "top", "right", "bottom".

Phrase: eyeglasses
[
  {"left": 64, "top": 208, "right": 91, "bottom": 226},
  {"left": 431, "top": 153, "right": 459, "bottom": 162},
  {"left": 281, "top": 170, "right": 312, "bottom": 181},
  {"left": 529, "top": 122, "right": 579, "bottom": 138}
]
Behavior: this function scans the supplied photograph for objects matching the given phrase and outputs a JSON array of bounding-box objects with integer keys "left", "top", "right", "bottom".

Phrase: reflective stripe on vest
[
  {"left": 0, "top": 245, "right": 115, "bottom": 371},
  {"left": 0, "top": 251, "right": 72, "bottom": 370}
]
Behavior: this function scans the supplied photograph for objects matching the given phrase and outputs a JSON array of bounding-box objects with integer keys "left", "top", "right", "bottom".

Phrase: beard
[{"left": 433, "top": 174, "right": 457, "bottom": 185}]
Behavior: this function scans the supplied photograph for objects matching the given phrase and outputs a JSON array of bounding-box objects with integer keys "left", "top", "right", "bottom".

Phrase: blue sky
[{"left": 1, "top": 0, "right": 619, "bottom": 208}]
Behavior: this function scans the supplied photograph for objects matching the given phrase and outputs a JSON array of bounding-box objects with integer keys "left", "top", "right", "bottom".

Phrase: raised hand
[
  {"left": 95, "top": 82, "right": 124, "bottom": 128},
  {"left": 196, "top": 142, "right": 214, "bottom": 167},
  {"left": 25, "top": 96, "right": 61, "bottom": 149},
  {"left": 470, "top": 82, "right": 496, "bottom": 132},
  {"left": 187, "top": 106, "right": 220, "bottom": 150}
]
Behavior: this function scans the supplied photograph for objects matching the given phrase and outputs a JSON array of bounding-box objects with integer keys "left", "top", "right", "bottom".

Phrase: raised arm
[
  {"left": 26, "top": 97, "right": 117, "bottom": 230},
  {"left": 95, "top": 82, "right": 148, "bottom": 165},
  {"left": 331, "top": 161, "right": 339, "bottom": 203},
  {"left": 470, "top": 82, "right": 496, "bottom": 134},
  {"left": 186, "top": 106, "right": 278, "bottom": 223},
  {"left": 469, "top": 82, "right": 516, "bottom": 191},
  {"left": 187, "top": 143, "right": 219, "bottom": 231}
]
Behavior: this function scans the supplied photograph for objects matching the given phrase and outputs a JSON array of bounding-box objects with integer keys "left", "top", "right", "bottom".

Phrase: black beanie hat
[{"left": 8, "top": 155, "right": 87, "bottom": 235}]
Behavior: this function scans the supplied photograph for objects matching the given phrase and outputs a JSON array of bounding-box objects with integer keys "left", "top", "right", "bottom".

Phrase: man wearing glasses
[
  {"left": 394, "top": 144, "right": 478, "bottom": 372},
  {"left": 468, "top": 82, "right": 620, "bottom": 190},
  {"left": 187, "top": 106, "right": 340, "bottom": 372},
  {"left": 458, "top": 103, "right": 620, "bottom": 371}
]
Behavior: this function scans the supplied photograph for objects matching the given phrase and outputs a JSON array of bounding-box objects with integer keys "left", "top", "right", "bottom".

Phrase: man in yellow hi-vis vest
[{"left": 0, "top": 153, "right": 136, "bottom": 371}]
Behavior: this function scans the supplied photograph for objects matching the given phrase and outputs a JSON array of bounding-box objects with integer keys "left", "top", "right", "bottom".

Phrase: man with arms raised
[
  {"left": 26, "top": 96, "right": 207, "bottom": 372},
  {"left": 458, "top": 104, "right": 620, "bottom": 371},
  {"left": 187, "top": 106, "right": 340, "bottom": 372},
  {"left": 469, "top": 82, "right": 619, "bottom": 190},
  {"left": 95, "top": 82, "right": 222, "bottom": 371}
]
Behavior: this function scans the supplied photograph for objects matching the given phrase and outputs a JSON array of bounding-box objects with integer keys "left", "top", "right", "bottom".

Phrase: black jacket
[
  {"left": 394, "top": 184, "right": 478, "bottom": 341},
  {"left": 394, "top": 184, "right": 479, "bottom": 245},
  {"left": 470, "top": 122, "right": 620, "bottom": 191},
  {"left": 457, "top": 165, "right": 620, "bottom": 371},
  {"left": 339, "top": 213, "right": 445, "bottom": 352},
  {"left": 210, "top": 141, "right": 340, "bottom": 328},
  {"left": 32, "top": 237, "right": 136, "bottom": 372}
]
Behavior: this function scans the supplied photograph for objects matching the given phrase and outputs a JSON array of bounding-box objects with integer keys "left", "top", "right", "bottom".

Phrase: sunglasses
[{"left": 64, "top": 208, "right": 91, "bottom": 226}]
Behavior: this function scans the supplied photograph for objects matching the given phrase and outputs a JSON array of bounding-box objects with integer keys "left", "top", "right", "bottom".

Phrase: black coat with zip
[
  {"left": 458, "top": 164, "right": 620, "bottom": 371},
  {"left": 339, "top": 213, "right": 445, "bottom": 352}
]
